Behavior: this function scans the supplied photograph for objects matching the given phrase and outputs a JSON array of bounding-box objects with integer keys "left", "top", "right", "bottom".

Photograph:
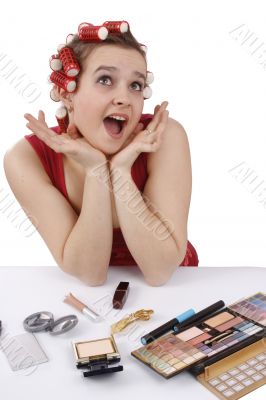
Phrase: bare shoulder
[
  {"left": 146, "top": 117, "right": 191, "bottom": 175},
  {"left": 4, "top": 137, "right": 52, "bottom": 184},
  {"left": 3, "top": 137, "right": 78, "bottom": 268},
  {"left": 143, "top": 118, "right": 192, "bottom": 262}
]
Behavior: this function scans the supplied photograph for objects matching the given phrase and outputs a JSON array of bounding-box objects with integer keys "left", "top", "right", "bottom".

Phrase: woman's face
[{"left": 71, "top": 45, "right": 147, "bottom": 155}]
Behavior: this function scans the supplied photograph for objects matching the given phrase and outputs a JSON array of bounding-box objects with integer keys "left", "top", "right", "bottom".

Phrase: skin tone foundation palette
[
  {"left": 131, "top": 293, "right": 266, "bottom": 399},
  {"left": 73, "top": 335, "right": 123, "bottom": 376}
]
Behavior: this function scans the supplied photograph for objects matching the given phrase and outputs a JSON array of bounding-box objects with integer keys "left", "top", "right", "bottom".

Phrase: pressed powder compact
[{"left": 73, "top": 335, "right": 123, "bottom": 376}]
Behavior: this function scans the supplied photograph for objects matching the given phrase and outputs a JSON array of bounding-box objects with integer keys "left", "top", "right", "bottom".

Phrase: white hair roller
[
  {"left": 146, "top": 71, "right": 154, "bottom": 85},
  {"left": 49, "top": 55, "right": 62, "bottom": 72},
  {"left": 143, "top": 86, "right": 152, "bottom": 99},
  {"left": 139, "top": 44, "right": 147, "bottom": 53},
  {"left": 50, "top": 87, "right": 61, "bottom": 102},
  {"left": 66, "top": 34, "right": 75, "bottom": 44},
  {"left": 57, "top": 43, "right": 66, "bottom": 52}
]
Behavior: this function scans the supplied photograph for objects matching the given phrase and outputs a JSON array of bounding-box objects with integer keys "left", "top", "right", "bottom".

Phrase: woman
[{"left": 3, "top": 21, "right": 198, "bottom": 286}]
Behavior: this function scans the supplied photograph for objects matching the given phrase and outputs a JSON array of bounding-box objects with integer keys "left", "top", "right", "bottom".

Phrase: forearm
[
  {"left": 110, "top": 167, "right": 183, "bottom": 285},
  {"left": 62, "top": 162, "right": 113, "bottom": 285}
]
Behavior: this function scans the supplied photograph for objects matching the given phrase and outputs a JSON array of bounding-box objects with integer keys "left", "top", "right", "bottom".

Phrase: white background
[{"left": 1, "top": 0, "right": 266, "bottom": 267}]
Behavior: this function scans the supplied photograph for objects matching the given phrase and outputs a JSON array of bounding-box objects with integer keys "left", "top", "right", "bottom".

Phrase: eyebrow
[{"left": 93, "top": 65, "right": 146, "bottom": 81}]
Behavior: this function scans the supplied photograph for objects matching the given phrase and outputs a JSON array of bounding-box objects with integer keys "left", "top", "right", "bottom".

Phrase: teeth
[{"left": 108, "top": 115, "right": 126, "bottom": 121}]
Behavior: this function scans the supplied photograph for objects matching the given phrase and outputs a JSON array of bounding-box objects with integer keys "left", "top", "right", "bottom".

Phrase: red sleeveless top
[{"left": 24, "top": 114, "right": 198, "bottom": 267}]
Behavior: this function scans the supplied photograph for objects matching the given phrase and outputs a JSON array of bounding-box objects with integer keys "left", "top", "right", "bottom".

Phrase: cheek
[{"left": 73, "top": 95, "right": 102, "bottom": 125}]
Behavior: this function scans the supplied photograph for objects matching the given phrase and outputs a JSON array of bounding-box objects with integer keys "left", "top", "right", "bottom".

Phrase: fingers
[
  {"left": 145, "top": 102, "right": 168, "bottom": 138},
  {"left": 25, "top": 113, "right": 57, "bottom": 139},
  {"left": 38, "top": 110, "right": 49, "bottom": 130},
  {"left": 67, "top": 123, "right": 81, "bottom": 139},
  {"left": 24, "top": 113, "right": 67, "bottom": 152},
  {"left": 152, "top": 100, "right": 168, "bottom": 122},
  {"left": 143, "top": 109, "right": 169, "bottom": 143},
  {"left": 134, "top": 122, "right": 144, "bottom": 134},
  {"left": 154, "top": 105, "right": 160, "bottom": 114}
]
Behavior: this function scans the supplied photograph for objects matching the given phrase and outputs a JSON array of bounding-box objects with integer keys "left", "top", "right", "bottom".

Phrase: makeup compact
[
  {"left": 73, "top": 335, "right": 123, "bottom": 376},
  {"left": 131, "top": 292, "right": 266, "bottom": 399}
]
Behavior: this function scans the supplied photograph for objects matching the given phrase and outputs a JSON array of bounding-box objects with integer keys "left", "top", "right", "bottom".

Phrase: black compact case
[{"left": 73, "top": 336, "right": 123, "bottom": 377}]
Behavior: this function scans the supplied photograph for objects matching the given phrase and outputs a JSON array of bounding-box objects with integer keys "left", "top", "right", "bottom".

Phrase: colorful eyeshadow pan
[
  {"left": 204, "top": 311, "right": 235, "bottom": 328},
  {"left": 174, "top": 313, "right": 264, "bottom": 360},
  {"left": 131, "top": 333, "right": 207, "bottom": 378},
  {"left": 187, "top": 332, "right": 211, "bottom": 346},
  {"left": 176, "top": 326, "right": 203, "bottom": 341},
  {"left": 215, "top": 316, "right": 244, "bottom": 332},
  {"left": 229, "top": 292, "right": 266, "bottom": 326}
]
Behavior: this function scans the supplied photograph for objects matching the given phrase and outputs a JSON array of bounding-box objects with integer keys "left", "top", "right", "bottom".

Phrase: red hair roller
[
  {"left": 50, "top": 71, "right": 76, "bottom": 93},
  {"left": 58, "top": 47, "right": 80, "bottom": 77},
  {"left": 78, "top": 25, "right": 108, "bottom": 41},
  {"left": 78, "top": 22, "right": 93, "bottom": 32},
  {"left": 55, "top": 106, "right": 69, "bottom": 133},
  {"left": 103, "top": 21, "right": 129, "bottom": 33}
]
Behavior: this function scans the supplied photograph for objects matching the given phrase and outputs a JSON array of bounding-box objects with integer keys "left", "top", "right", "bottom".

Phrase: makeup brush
[
  {"left": 204, "top": 330, "right": 232, "bottom": 345},
  {"left": 64, "top": 293, "right": 102, "bottom": 322}
]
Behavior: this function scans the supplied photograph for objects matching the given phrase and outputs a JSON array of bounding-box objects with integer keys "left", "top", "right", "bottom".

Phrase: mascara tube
[{"left": 141, "top": 309, "right": 195, "bottom": 345}]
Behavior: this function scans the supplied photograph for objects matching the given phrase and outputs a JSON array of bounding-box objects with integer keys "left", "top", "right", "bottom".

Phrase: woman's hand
[
  {"left": 24, "top": 110, "right": 107, "bottom": 171},
  {"left": 109, "top": 101, "right": 169, "bottom": 173}
]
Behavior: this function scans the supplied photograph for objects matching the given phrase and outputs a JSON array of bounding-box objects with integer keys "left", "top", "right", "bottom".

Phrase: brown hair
[{"left": 66, "top": 29, "right": 147, "bottom": 78}]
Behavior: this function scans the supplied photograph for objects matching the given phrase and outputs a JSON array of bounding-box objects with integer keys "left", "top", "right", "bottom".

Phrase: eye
[
  {"left": 131, "top": 81, "right": 144, "bottom": 91},
  {"left": 98, "top": 75, "right": 112, "bottom": 86},
  {"left": 97, "top": 75, "right": 144, "bottom": 91}
]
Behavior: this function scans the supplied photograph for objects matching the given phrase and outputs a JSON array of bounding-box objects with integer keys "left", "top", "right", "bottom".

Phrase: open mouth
[{"left": 103, "top": 114, "right": 128, "bottom": 138}]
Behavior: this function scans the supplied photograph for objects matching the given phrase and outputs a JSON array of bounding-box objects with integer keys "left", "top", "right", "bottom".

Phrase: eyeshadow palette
[
  {"left": 132, "top": 308, "right": 264, "bottom": 379},
  {"left": 197, "top": 338, "right": 266, "bottom": 400},
  {"left": 188, "top": 309, "right": 263, "bottom": 368},
  {"left": 131, "top": 292, "right": 266, "bottom": 399},
  {"left": 228, "top": 292, "right": 266, "bottom": 327},
  {"left": 131, "top": 333, "right": 207, "bottom": 378}
]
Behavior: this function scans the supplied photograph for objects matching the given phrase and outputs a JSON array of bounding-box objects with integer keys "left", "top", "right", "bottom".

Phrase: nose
[{"left": 112, "top": 84, "right": 131, "bottom": 107}]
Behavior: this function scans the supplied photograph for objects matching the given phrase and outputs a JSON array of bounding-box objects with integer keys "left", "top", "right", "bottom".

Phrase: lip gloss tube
[{"left": 64, "top": 293, "right": 102, "bottom": 322}]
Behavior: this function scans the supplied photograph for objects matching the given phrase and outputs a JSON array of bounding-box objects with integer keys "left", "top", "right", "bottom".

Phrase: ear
[{"left": 56, "top": 86, "right": 74, "bottom": 109}]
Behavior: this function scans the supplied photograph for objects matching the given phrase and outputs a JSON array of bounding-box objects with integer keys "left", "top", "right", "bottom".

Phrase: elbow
[
  {"left": 73, "top": 269, "right": 108, "bottom": 287},
  {"left": 142, "top": 250, "right": 184, "bottom": 287},
  {"left": 143, "top": 266, "right": 176, "bottom": 287},
  {"left": 82, "top": 275, "right": 107, "bottom": 287},
  {"left": 144, "top": 277, "right": 169, "bottom": 287},
  {"left": 59, "top": 260, "right": 108, "bottom": 287}
]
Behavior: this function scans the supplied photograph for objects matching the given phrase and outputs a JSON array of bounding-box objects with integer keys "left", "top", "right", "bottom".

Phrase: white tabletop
[{"left": 0, "top": 266, "right": 266, "bottom": 400}]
